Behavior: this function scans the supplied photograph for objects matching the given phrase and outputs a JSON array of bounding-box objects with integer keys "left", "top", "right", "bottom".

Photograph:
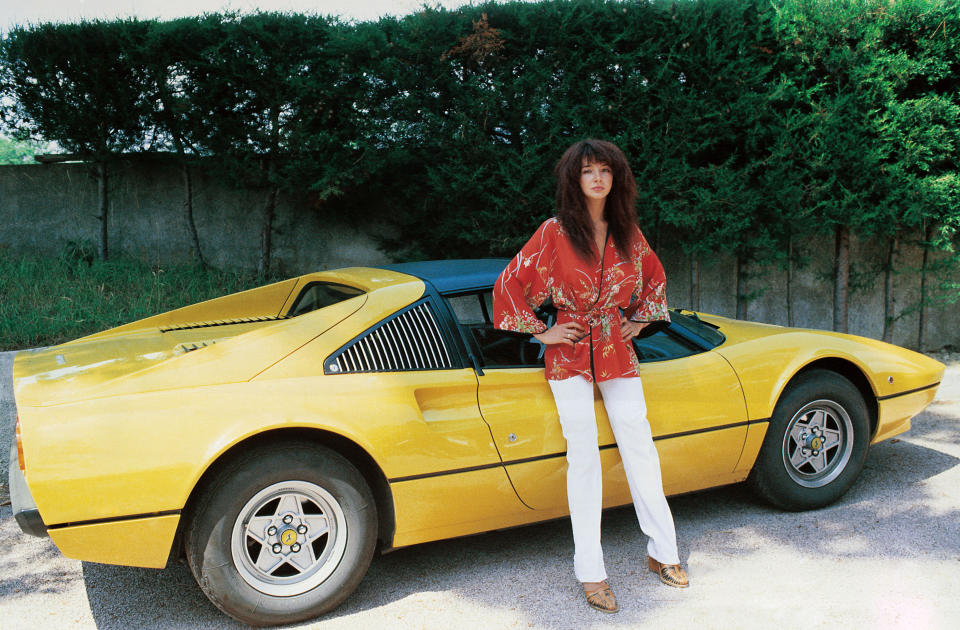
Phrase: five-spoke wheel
[
  {"left": 231, "top": 481, "right": 348, "bottom": 597},
  {"left": 186, "top": 443, "right": 377, "bottom": 626},
  {"left": 749, "top": 370, "right": 870, "bottom": 510},
  {"left": 781, "top": 400, "right": 854, "bottom": 488}
]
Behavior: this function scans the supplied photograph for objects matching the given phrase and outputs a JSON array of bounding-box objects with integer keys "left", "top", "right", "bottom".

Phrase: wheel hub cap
[
  {"left": 230, "top": 481, "right": 348, "bottom": 597},
  {"left": 279, "top": 527, "right": 299, "bottom": 547},
  {"left": 781, "top": 399, "right": 854, "bottom": 488}
]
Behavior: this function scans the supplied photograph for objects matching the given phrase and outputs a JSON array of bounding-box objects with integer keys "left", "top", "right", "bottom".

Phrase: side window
[
  {"left": 446, "top": 293, "right": 708, "bottom": 367},
  {"left": 446, "top": 293, "right": 709, "bottom": 367},
  {"left": 447, "top": 292, "right": 485, "bottom": 325},
  {"left": 287, "top": 283, "right": 364, "bottom": 318},
  {"left": 632, "top": 324, "right": 702, "bottom": 363},
  {"left": 446, "top": 292, "right": 549, "bottom": 368}
]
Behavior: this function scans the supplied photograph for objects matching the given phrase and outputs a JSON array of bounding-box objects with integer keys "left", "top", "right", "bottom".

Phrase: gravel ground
[
  {"left": 2, "top": 349, "right": 959, "bottom": 630},
  {"left": 0, "top": 351, "right": 15, "bottom": 502}
]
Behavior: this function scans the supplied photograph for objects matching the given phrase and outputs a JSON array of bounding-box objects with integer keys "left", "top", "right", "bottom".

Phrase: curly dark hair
[{"left": 554, "top": 139, "right": 638, "bottom": 260}]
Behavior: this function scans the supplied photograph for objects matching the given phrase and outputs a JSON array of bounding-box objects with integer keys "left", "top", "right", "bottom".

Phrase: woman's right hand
[{"left": 533, "top": 322, "right": 586, "bottom": 347}]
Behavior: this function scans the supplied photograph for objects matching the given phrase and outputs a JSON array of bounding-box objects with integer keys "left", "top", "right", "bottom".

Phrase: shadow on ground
[{"left": 78, "top": 412, "right": 960, "bottom": 629}]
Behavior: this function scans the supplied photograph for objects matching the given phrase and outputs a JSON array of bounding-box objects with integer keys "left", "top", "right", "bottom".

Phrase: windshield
[{"left": 668, "top": 310, "right": 725, "bottom": 348}]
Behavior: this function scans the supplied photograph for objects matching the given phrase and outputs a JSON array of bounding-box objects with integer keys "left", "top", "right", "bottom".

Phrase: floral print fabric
[{"left": 493, "top": 217, "right": 670, "bottom": 382}]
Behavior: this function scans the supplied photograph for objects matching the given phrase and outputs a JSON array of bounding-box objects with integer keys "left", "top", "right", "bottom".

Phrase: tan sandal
[
  {"left": 648, "top": 557, "right": 689, "bottom": 588},
  {"left": 584, "top": 582, "right": 619, "bottom": 613}
]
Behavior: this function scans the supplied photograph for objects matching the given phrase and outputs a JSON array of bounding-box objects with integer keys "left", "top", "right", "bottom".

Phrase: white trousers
[{"left": 548, "top": 375, "right": 679, "bottom": 582}]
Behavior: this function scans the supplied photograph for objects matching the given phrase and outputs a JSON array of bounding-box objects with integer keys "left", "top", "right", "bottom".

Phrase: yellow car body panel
[
  {"left": 476, "top": 350, "right": 748, "bottom": 511},
  {"left": 11, "top": 265, "right": 943, "bottom": 574},
  {"left": 702, "top": 314, "right": 944, "bottom": 432},
  {"left": 73, "top": 277, "right": 303, "bottom": 342},
  {"left": 49, "top": 515, "right": 180, "bottom": 569},
  {"left": 875, "top": 386, "right": 939, "bottom": 444},
  {"left": 390, "top": 469, "right": 529, "bottom": 547},
  {"left": 735, "top": 423, "right": 771, "bottom": 474}
]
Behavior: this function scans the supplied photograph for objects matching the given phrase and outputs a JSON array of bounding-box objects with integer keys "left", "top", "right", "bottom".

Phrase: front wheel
[
  {"left": 185, "top": 443, "right": 377, "bottom": 626},
  {"left": 749, "top": 370, "right": 870, "bottom": 511}
]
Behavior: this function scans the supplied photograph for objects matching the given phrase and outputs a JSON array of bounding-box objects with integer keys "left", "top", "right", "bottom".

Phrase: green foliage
[
  {"left": 1, "top": 0, "right": 960, "bottom": 300},
  {"left": 0, "top": 19, "right": 153, "bottom": 158},
  {"left": 0, "top": 246, "right": 275, "bottom": 350},
  {"left": 373, "top": 0, "right": 786, "bottom": 260},
  {"left": 0, "top": 134, "right": 49, "bottom": 164}
]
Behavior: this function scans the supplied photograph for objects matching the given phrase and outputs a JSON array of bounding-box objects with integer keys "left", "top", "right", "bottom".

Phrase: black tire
[
  {"left": 185, "top": 443, "right": 377, "bottom": 626},
  {"left": 749, "top": 369, "right": 870, "bottom": 511}
]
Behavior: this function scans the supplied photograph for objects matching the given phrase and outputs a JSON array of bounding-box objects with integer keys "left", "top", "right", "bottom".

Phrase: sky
[{"left": 0, "top": 0, "right": 484, "bottom": 32}]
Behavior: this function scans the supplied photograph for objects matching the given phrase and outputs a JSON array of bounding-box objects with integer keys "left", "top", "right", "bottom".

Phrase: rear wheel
[
  {"left": 749, "top": 370, "right": 870, "bottom": 510},
  {"left": 186, "top": 443, "right": 377, "bottom": 626}
]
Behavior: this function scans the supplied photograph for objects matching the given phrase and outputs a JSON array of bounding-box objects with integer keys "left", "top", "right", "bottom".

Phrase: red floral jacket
[{"left": 493, "top": 217, "right": 669, "bottom": 382}]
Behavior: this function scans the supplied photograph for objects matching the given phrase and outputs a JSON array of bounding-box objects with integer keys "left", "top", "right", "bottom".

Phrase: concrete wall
[
  {"left": 1, "top": 159, "right": 958, "bottom": 350},
  {"left": 0, "top": 158, "right": 391, "bottom": 274},
  {"left": 656, "top": 232, "right": 960, "bottom": 351}
]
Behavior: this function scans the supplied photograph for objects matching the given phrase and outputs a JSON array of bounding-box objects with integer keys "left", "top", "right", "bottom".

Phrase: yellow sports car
[{"left": 9, "top": 260, "right": 943, "bottom": 625}]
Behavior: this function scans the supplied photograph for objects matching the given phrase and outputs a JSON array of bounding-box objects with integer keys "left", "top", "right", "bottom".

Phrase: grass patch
[{"left": 0, "top": 247, "right": 278, "bottom": 350}]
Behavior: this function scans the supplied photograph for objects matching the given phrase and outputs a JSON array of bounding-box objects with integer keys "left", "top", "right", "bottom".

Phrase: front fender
[{"left": 715, "top": 330, "right": 943, "bottom": 421}]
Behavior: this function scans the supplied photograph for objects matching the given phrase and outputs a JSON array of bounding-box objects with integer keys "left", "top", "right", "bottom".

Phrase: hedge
[{"left": 2, "top": 0, "right": 959, "bottom": 337}]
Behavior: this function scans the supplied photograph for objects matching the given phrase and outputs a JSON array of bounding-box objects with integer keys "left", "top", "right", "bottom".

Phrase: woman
[{"left": 493, "top": 139, "right": 688, "bottom": 613}]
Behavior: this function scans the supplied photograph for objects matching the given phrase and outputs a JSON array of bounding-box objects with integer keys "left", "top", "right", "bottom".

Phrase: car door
[
  {"left": 445, "top": 290, "right": 749, "bottom": 512},
  {"left": 270, "top": 292, "right": 531, "bottom": 545}
]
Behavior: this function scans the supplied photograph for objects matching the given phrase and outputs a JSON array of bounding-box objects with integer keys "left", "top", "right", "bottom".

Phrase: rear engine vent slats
[
  {"left": 160, "top": 315, "right": 286, "bottom": 333},
  {"left": 179, "top": 341, "right": 214, "bottom": 353},
  {"left": 326, "top": 302, "right": 452, "bottom": 374}
]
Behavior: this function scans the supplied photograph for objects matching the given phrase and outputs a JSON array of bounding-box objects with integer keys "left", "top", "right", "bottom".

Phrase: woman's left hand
[{"left": 620, "top": 316, "right": 648, "bottom": 342}]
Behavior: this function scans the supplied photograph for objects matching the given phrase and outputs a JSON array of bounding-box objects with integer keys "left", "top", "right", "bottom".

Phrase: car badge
[{"left": 280, "top": 529, "right": 298, "bottom": 546}]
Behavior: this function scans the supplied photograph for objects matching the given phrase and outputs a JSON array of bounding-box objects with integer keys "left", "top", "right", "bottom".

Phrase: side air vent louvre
[{"left": 325, "top": 302, "right": 452, "bottom": 374}]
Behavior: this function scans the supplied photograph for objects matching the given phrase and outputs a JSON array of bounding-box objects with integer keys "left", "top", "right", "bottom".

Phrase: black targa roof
[{"left": 379, "top": 259, "right": 511, "bottom": 295}]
